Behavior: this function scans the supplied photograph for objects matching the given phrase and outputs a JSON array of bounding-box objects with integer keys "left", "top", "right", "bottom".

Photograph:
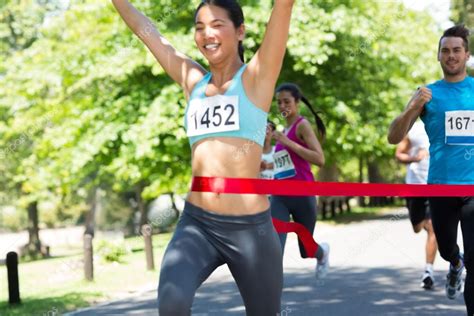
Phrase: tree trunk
[
  {"left": 136, "top": 184, "right": 148, "bottom": 227},
  {"left": 367, "top": 160, "right": 385, "bottom": 206},
  {"left": 170, "top": 193, "right": 180, "bottom": 219},
  {"left": 26, "top": 201, "right": 41, "bottom": 255},
  {"left": 358, "top": 156, "right": 366, "bottom": 207},
  {"left": 84, "top": 188, "right": 100, "bottom": 237},
  {"left": 318, "top": 163, "right": 340, "bottom": 219}
]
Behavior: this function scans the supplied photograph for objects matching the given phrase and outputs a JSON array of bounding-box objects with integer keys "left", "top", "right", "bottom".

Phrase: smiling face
[
  {"left": 194, "top": 5, "right": 245, "bottom": 64},
  {"left": 276, "top": 90, "right": 299, "bottom": 119},
  {"left": 438, "top": 37, "right": 470, "bottom": 78}
]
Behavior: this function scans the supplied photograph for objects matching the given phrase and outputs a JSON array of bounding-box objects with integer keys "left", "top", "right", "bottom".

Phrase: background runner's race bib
[
  {"left": 445, "top": 110, "right": 474, "bottom": 145},
  {"left": 187, "top": 95, "right": 240, "bottom": 137},
  {"left": 260, "top": 170, "right": 274, "bottom": 180},
  {"left": 273, "top": 150, "right": 296, "bottom": 179}
]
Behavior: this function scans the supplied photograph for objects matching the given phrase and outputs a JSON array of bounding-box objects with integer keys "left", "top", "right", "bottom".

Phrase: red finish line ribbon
[
  {"left": 191, "top": 177, "right": 474, "bottom": 197},
  {"left": 272, "top": 218, "right": 318, "bottom": 258},
  {"left": 191, "top": 177, "right": 474, "bottom": 258}
]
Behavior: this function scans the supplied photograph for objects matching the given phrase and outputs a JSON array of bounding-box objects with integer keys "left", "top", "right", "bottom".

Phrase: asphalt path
[{"left": 67, "top": 209, "right": 467, "bottom": 316}]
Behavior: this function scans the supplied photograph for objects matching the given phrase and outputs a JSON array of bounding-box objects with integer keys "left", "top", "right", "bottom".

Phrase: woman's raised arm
[
  {"left": 111, "top": 0, "right": 206, "bottom": 98},
  {"left": 245, "top": 0, "right": 296, "bottom": 110}
]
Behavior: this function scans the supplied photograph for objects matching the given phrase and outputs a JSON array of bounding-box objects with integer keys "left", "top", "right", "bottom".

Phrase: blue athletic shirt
[
  {"left": 184, "top": 64, "right": 268, "bottom": 147},
  {"left": 421, "top": 76, "right": 474, "bottom": 184}
]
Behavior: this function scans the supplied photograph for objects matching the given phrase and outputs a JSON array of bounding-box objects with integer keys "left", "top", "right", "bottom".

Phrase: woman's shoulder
[
  {"left": 296, "top": 116, "right": 311, "bottom": 129},
  {"left": 187, "top": 70, "right": 211, "bottom": 99}
]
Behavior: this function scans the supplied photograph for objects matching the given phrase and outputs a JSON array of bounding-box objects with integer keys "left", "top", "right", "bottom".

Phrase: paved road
[{"left": 67, "top": 209, "right": 467, "bottom": 316}]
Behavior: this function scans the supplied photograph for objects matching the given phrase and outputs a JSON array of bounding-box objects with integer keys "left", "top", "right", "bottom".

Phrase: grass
[
  {"left": 0, "top": 232, "right": 172, "bottom": 316},
  {"left": 322, "top": 203, "right": 406, "bottom": 225},
  {"left": 0, "top": 293, "right": 101, "bottom": 316},
  {"left": 0, "top": 205, "right": 407, "bottom": 315}
]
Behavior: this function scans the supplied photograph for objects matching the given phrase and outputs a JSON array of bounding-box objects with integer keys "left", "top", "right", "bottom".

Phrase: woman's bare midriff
[{"left": 186, "top": 137, "right": 270, "bottom": 215}]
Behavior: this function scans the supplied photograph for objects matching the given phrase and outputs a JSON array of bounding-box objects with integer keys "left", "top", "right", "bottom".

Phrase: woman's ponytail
[{"left": 301, "top": 96, "right": 326, "bottom": 141}]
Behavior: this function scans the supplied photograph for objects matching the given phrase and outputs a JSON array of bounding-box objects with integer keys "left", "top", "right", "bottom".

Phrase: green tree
[
  {"left": 276, "top": 0, "right": 439, "bottom": 187},
  {"left": 0, "top": 0, "right": 442, "bottom": 239},
  {"left": 0, "top": 0, "right": 67, "bottom": 256},
  {"left": 451, "top": 0, "right": 474, "bottom": 25},
  {"left": 451, "top": 0, "right": 474, "bottom": 76}
]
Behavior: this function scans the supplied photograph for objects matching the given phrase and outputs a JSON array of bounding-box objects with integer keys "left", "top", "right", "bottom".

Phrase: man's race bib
[
  {"left": 273, "top": 150, "right": 296, "bottom": 179},
  {"left": 187, "top": 95, "right": 240, "bottom": 137},
  {"left": 445, "top": 111, "right": 474, "bottom": 145}
]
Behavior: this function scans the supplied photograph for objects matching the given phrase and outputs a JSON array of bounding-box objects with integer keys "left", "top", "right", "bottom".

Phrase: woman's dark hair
[
  {"left": 195, "top": 0, "right": 245, "bottom": 62},
  {"left": 276, "top": 83, "right": 326, "bottom": 140}
]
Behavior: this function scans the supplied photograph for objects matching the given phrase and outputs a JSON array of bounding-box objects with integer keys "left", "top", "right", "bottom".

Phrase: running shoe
[
  {"left": 316, "top": 242, "right": 330, "bottom": 279},
  {"left": 446, "top": 253, "right": 464, "bottom": 299},
  {"left": 420, "top": 270, "right": 434, "bottom": 290}
]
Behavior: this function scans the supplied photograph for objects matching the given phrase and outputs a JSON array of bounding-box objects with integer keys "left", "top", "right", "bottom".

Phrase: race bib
[
  {"left": 260, "top": 170, "right": 274, "bottom": 180},
  {"left": 187, "top": 95, "right": 240, "bottom": 137},
  {"left": 445, "top": 111, "right": 474, "bottom": 145},
  {"left": 273, "top": 150, "right": 296, "bottom": 179}
]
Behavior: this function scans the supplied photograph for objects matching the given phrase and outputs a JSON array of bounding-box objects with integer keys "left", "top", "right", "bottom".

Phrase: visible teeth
[{"left": 205, "top": 44, "right": 219, "bottom": 49}]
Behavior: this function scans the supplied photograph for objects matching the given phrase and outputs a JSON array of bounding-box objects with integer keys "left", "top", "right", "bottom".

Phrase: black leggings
[
  {"left": 158, "top": 202, "right": 283, "bottom": 316},
  {"left": 429, "top": 197, "right": 474, "bottom": 315},
  {"left": 270, "top": 195, "right": 317, "bottom": 258}
]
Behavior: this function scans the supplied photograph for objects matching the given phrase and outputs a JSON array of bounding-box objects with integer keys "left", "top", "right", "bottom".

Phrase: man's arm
[{"left": 388, "top": 87, "right": 432, "bottom": 144}]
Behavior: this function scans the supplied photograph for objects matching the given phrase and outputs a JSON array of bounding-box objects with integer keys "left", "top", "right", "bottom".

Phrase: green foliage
[
  {"left": 95, "top": 189, "right": 134, "bottom": 230},
  {"left": 0, "top": 0, "right": 443, "bottom": 226},
  {"left": 276, "top": 0, "right": 440, "bottom": 168},
  {"left": 96, "top": 239, "right": 129, "bottom": 263},
  {"left": 0, "top": 206, "right": 27, "bottom": 231},
  {"left": 451, "top": 0, "right": 474, "bottom": 69},
  {"left": 451, "top": 0, "right": 474, "bottom": 25}
]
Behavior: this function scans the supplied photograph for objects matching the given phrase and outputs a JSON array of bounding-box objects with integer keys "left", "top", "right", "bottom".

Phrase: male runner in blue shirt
[{"left": 388, "top": 25, "right": 474, "bottom": 315}]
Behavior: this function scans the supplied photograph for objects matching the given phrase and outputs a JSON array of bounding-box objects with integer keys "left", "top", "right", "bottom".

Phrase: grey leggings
[
  {"left": 271, "top": 195, "right": 317, "bottom": 258},
  {"left": 158, "top": 202, "right": 283, "bottom": 316}
]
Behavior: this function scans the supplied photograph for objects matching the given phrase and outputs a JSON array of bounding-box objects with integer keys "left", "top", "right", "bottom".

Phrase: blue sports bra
[{"left": 184, "top": 64, "right": 268, "bottom": 147}]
